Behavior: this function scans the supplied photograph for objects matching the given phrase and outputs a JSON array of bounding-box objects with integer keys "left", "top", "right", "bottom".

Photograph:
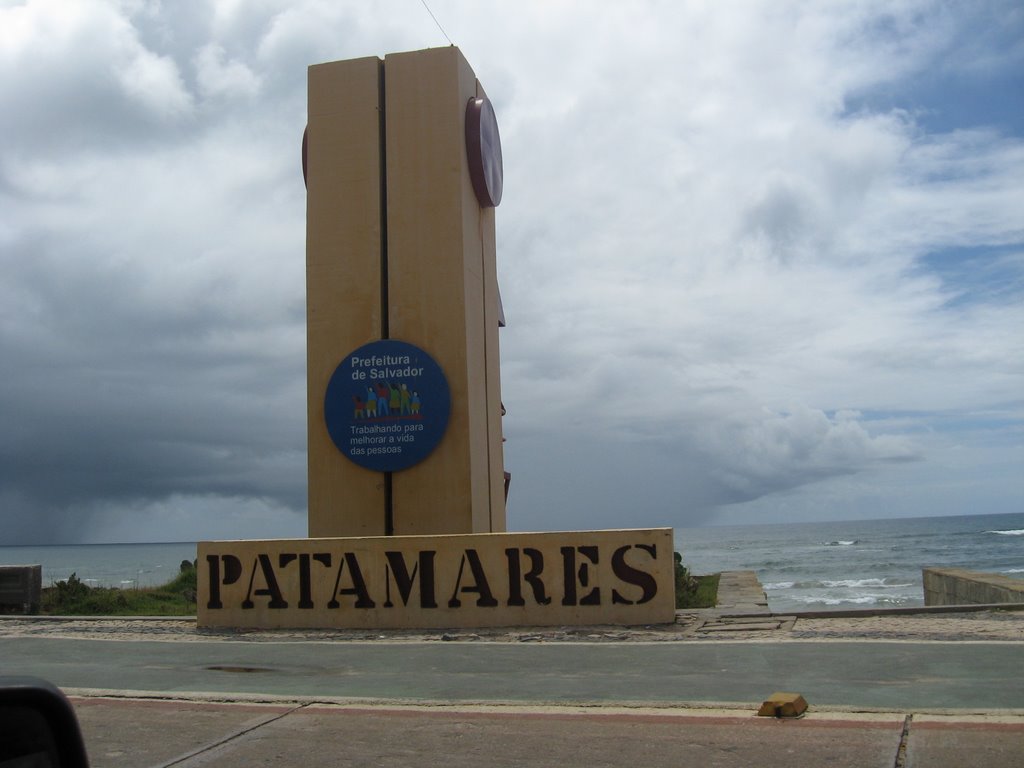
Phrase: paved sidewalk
[{"left": 67, "top": 697, "right": 1024, "bottom": 768}]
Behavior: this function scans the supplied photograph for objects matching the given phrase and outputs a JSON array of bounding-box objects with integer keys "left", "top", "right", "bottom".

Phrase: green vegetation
[
  {"left": 687, "top": 573, "right": 720, "bottom": 609},
  {"left": 675, "top": 552, "right": 719, "bottom": 609},
  {"left": 40, "top": 561, "right": 197, "bottom": 616}
]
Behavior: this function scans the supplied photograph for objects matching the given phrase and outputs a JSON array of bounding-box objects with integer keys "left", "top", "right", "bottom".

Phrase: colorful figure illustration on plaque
[
  {"left": 400, "top": 384, "right": 411, "bottom": 415},
  {"left": 375, "top": 382, "right": 390, "bottom": 415},
  {"left": 349, "top": 383, "right": 426, "bottom": 421}
]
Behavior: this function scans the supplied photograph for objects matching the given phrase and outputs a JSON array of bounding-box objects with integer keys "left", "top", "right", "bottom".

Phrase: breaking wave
[
  {"left": 787, "top": 595, "right": 909, "bottom": 607},
  {"left": 764, "top": 578, "right": 911, "bottom": 590},
  {"left": 987, "top": 529, "right": 1024, "bottom": 536},
  {"left": 821, "top": 578, "right": 910, "bottom": 589}
]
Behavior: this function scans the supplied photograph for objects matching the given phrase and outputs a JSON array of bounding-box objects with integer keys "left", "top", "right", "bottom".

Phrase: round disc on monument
[
  {"left": 465, "top": 96, "right": 503, "bottom": 207},
  {"left": 324, "top": 339, "right": 451, "bottom": 472}
]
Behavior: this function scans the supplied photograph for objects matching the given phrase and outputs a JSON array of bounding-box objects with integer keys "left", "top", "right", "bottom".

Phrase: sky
[{"left": 1, "top": 1, "right": 1022, "bottom": 545}]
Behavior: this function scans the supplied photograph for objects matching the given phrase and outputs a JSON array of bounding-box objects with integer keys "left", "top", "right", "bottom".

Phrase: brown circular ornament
[
  {"left": 465, "top": 96, "right": 503, "bottom": 207},
  {"left": 301, "top": 125, "right": 308, "bottom": 189}
]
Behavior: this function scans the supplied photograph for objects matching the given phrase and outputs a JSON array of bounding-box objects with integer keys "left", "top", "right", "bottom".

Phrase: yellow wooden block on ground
[{"left": 757, "top": 692, "right": 809, "bottom": 718}]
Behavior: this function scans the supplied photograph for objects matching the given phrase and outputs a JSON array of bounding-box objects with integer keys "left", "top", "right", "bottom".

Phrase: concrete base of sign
[{"left": 198, "top": 529, "right": 674, "bottom": 630}]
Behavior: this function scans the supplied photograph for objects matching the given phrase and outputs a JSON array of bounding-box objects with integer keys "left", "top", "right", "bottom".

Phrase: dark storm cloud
[
  {"left": 0, "top": 221, "right": 306, "bottom": 542},
  {"left": 0, "top": 0, "right": 308, "bottom": 543}
]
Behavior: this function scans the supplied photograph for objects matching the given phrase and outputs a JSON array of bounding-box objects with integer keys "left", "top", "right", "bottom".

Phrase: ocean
[
  {"left": 0, "top": 542, "right": 200, "bottom": 590},
  {"left": 677, "top": 511, "right": 1024, "bottom": 612},
  {"left": 1, "top": 512, "right": 1021, "bottom": 611}
]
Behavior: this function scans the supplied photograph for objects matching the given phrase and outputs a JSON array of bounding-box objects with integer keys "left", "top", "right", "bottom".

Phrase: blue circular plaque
[{"left": 324, "top": 339, "right": 451, "bottom": 472}]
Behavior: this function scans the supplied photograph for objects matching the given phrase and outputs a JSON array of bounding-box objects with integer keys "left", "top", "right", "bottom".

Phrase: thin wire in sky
[{"left": 419, "top": 0, "right": 454, "bottom": 46}]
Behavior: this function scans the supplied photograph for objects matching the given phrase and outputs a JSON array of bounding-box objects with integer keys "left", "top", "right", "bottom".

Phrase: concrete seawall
[
  {"left": 922, "top": 567, "right": 1024, "bottom": 606},
  {"left": 711, "top": 571, "right": 769, "bottom": 614}
]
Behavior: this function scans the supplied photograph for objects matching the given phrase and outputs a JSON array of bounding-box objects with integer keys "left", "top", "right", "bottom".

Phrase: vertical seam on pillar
[
  {"left": 479, "top": 212, "right": 490, "bottom": 532},
  {"left": 379, "top": 59, "right": 389, "bottom": 341},
  {"left": 380, "top": 58, "right": 394, "bottom": 536},
  {"left": 475, "top": 84, "right": 495, "bottom": 532}
]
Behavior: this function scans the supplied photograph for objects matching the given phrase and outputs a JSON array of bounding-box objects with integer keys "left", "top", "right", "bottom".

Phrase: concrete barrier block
[
  {"left": 0, "top": 565, "right": 42, "bottom": 614},
  {"left": 757, "top": 692, "right": 808, "bottom": 718},
  {"left": 922, "top": 567, "right": 1024, "bottom": 606}
]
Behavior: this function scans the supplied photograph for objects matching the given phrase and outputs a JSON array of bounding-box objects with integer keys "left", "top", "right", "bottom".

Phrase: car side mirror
[{"left": 0, "top": 677, "right": 89, "bottom": 768}]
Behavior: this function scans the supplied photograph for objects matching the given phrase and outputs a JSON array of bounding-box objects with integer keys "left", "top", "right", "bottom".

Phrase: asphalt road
[{"left": 5, "top": 637, "right": 1023, "bottom": 711}]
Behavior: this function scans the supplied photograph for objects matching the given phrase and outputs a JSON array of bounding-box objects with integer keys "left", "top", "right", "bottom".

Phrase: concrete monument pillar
[{"left": 305, "top": 48, "right": 506, "bottom": 538}]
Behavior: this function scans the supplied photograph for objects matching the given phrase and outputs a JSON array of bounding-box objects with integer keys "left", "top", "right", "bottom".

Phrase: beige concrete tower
[
  {"left": 305, "top": 47, "right": 506, "bottom": 538},
  {"left": 200, "top": 47, "right": 676, "bottom": 632}
]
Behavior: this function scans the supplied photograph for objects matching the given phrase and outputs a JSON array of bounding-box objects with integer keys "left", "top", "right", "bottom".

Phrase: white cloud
[
  {"left": 1, "top": 1, "right": 1021, "bottom": 542},
  {"left": 0, "top": 0, "right": 194, "bottom": 156},
  {"left": 195, "top": 42, "right": 261, "bottom": 100},
  {"left": 114, "top": 34, "right": 194, "bottom": 118},
  {"left": 699, "top": 406, "right": 919, "bottom": 494}
]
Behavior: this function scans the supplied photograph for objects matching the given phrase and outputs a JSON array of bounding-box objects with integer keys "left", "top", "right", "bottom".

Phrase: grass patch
[
  {"left": 686, "top": 573, "right": 720, "bottom": 609},
  {"left": 675, "top": 552, "right": 719, "bottom": 609},
  {"left": 41, "top": 565, "right": 197, "bottom": 616}
]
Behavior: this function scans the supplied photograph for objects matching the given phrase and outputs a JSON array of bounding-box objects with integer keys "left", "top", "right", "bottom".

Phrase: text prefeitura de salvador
[{"left": 351, "top": 354, "right": 424, "bottom": 379}]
